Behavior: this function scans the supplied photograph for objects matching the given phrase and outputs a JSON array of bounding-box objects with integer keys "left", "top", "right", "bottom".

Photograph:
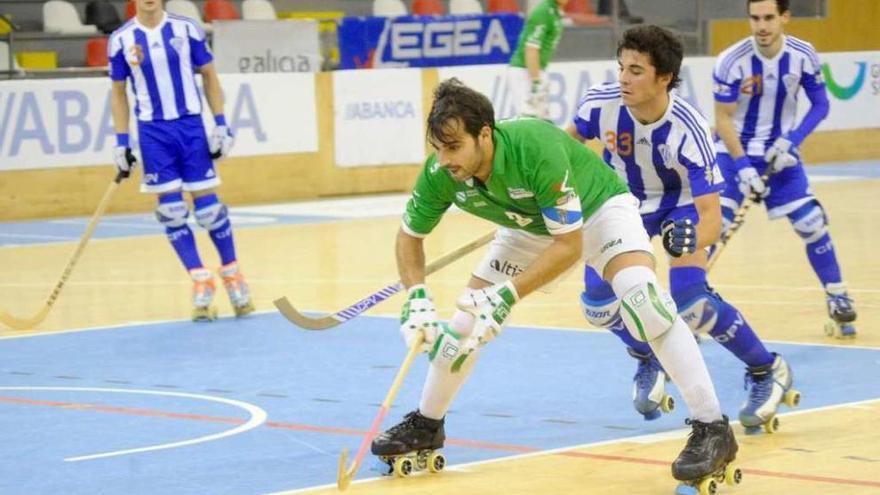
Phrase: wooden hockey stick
[
  {"left": 273, "top": 230, "right": 495, "bottom": 330},
  {"left": 0, "top": 170, "right": 128, "bottom": 330},
  {"left": 337, "top": 334, "right": 423, "bottom": 491}
]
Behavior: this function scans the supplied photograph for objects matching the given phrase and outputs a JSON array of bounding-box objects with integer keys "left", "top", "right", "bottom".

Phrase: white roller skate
[
  {"left": 824, "top": 283, "right": 857, "bottom": 339},
  {"left": 190, "top": 267, "right": 218, "bottom": 322},
  {"left": 628, "top": 347, "right": 675, "bottom": 421},
  {"left": 739, "top": 353, "right": 801, "bottom": 434},
  {"left": 219, "top": 261, "right": 255, "bottom": 317}
]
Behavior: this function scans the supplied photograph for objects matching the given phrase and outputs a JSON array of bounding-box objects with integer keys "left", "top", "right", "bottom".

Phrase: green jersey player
[
  {"left": 370, "top": 78, "right": 737, "bottom": 485},
  {"left": 507, "top": 0, "right": 568, "bottom": 118}
]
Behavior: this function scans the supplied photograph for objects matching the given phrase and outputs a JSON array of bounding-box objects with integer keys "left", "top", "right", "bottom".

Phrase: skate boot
[
  {"left": 739, "top": 353, "right": 801, "bottom": 434},
  {"left": 628, "top": 347, "right": 675, "bottom": 420},
  {"left": 371, "top": 410, "right": 447, "bottom": 478},
  {"left": 190, "top": 268, "right": 218, "bottom": 322},
  {"left": 673, "top": 415, "right": 742, "bottom": 495},
  {"left": 219, "top": 261, "right": 255, "bottom": 317},
  {"left": 824, "top": 283, "right": 857, "bottom": 338}
]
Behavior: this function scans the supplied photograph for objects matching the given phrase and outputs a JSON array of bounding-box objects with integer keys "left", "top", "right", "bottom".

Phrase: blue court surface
[{"left": 0, "top": 313, "right": 878, "bottom": 494}]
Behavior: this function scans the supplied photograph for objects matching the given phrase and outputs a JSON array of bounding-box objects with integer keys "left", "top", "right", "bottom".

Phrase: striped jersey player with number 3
[
  {"left": 370, "top": 77, "right": 735, "bottom": 484},
  {"left": 569, "top": 25, "right": 798, "bottom": 442},
  {"left": 108, "top": 0, "right": 253, "bottom": 321}
]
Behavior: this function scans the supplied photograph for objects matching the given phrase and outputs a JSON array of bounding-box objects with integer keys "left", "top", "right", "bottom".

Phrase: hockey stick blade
[
  {"left": 274, "top": 230, "right": 495, "bottom": 331},
  {"left": 0, "top": 306, "right": 51, "bottom": 331}
]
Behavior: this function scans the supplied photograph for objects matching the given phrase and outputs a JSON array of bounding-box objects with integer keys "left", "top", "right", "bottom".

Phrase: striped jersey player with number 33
[{"left": 370, "top": 77, "right": 736, "bottom": 485}]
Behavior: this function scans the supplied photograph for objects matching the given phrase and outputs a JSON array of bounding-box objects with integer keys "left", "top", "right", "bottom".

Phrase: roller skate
[
  {"left": 371, "top": 410, "right": 447, "bottom": 478},
  {"left": 824, "top": 283, "right": 857, "bottom": 339},
  {"left": 219, "top": 261, "right": 255, "bottom": 317},
  {"left": 673, "top": 415, "right": 742, "bottom": 495},
  {"left": 628, "top": 347, "right": 675, "bottom": 420},
  {"left": 739, "top": 353, "right": 800, "bottom": 435},
  {"left": 190, "top": 267, "right": 218, "bottom": 322}
]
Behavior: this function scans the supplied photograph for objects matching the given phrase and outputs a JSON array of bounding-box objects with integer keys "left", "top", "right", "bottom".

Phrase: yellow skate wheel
[
  {"left": 233, "top": 301, "right": 256, "bottom": 318},
  {"left": 823, "top": 321, "right": 837, "bottom": 337},
  {"left": 427, "top": 452, "right": 446, "bottom": 473},
  {"left": 393, "top": 456, "right": 413, "bottom": 477},
  {"left": 661, "top": 395, "right": 675, "bottom": 413},
  {"left": 698, "top": 477, "right": 717, "bottom": 495},
  {"left": 192, "top": 306, "right": 218, "bottom": 322},
  {"left": 724, "top": 464, "right": 743, "bottom": 486},
  {"left": 763, "top": 415, "right": 780, "bottom": 434},
  {"left": 783, "top": 389, "right": 801, "bottom": 408}
]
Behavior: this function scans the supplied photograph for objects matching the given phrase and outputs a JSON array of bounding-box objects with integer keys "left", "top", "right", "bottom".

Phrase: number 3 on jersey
[{"left": 605, "top": 131, "right": 633, "bottom": 157}]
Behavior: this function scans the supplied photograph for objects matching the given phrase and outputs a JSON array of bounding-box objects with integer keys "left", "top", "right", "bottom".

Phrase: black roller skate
[
  {"left": 371, "top": 410, "right": 447, "bottom": 478},
  {"left": 673, "top": 415, "right": 742, "bottom": 495},
  {"left": 824, "top": 283, "right": 857, "bottom": 338},
  {"left": 628, "top": 348, "right": 675, "bottom": 420}
]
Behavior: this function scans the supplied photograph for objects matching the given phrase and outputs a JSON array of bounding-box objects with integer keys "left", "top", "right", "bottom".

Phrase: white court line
[
  {"left": 0, "top": 232, "right": 77, "bottom": 241},
  {"left": 261, "top": 397, "right": 880, "bottom": 495},
  {"left": 0, "top": 386, "right": 267, "bottom": 462}
]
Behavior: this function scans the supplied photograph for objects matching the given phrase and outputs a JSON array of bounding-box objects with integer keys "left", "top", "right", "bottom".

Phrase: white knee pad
[
  {"left": 790, "top": 202, "right": 828, "bottom": 244},
  {"left": 677, "top": 294, "right": 720, "bottom": 334},
  {"left": 580, "top": 292, "right": 621, "bottom": 328},
  {"left": 619, "top": 281, "right": 678, "bottom": 342},
  {"left": 155, "top": 200, "right": 189, "bottom": 228},
  {"left": 195, "top": 202, "right": 229, "bottom": 231},
  {"left": 449, "top": 309, "right": 476, "bottom": 338}
]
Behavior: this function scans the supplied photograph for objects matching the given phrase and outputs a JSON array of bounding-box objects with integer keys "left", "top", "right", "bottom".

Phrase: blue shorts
[
  {"left": 137, "top": 115, "right": 220, "bottom": 194},
  {"left": 717, "top": 153, "right": 815, "bottom": 219},
  {"left": 641, "top": 204, "right": 699, "bottom": 238}
]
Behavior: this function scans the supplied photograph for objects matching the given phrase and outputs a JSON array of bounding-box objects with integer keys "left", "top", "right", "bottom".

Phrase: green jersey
[
  {"left": 508, "top": 0, "right": 564, "bottom": 70},
  {"left": 403, "top": 118, "right": 629, "bottom": 238}
]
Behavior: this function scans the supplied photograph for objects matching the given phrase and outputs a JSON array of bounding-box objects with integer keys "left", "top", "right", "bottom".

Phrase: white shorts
[
  {"left": 472, "top": 193, "right": 653, "bottom": 292},
  {"left": 507, "top": 66, "right": 548, "bottom": 118}
]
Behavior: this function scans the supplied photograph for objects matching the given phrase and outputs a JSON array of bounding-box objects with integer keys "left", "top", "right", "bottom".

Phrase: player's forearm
[
  {"left": 201, "top": 65, "right": 226, "bottom": 117},
  {"left": 110, "top": 84, "right": 130, "bottom": 134},
  {"left": 525, "top": 46, "right": 541, "bottom": 81},
  {"left": 693, "top": 193, "right": 722, "bottom": 248},
  {"left": 511, "top": 229, "right": 581, "bottom": 298},
  {"left": 396, "top": 229, "right": 427, "bottom": 289},
  {"left": 714, "top": 105, "right": 746, "bottom": 158}
]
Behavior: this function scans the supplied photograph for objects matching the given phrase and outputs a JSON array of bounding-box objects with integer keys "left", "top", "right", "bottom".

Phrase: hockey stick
[
  {"left": 706, "top": 161, "right": 778, "bottom": 271},
  {"left": 337, "top": 334, "right": 423, "bottom": 491},
  {"left": 0, "top": 170, "right": 129, "bottom": 330},
  {"left": 273, "top": 230, "right": 495, "bottom": 330}
]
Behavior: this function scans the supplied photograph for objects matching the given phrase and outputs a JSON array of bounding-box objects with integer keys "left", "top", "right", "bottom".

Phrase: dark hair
[
  {"left": 617, "top": 25, "right": 683, "bottom": 91},
  {"left": 747, "top": 0, "right": 790, "bottom": 14},
  {"left": 427, "top": 78, "right": 495, "bottom": 145}
]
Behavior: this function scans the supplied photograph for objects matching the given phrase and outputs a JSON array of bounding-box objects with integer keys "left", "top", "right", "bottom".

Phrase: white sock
[
  {"left": 611, "top": 265, "right": 722, "bottom": 423},
  {"left": 418, "top": 311, "right": 479, "bottom": 420}
]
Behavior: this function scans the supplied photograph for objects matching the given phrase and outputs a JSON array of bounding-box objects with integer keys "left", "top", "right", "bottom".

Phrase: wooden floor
[{"left": 1, "top": 179, "right": 878, "bottom": 494}]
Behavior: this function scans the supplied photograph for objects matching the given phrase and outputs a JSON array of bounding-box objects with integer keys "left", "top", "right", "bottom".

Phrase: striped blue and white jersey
[
  {"left": 712, "top": 35, "right": 825, "bottom": 156},
  {"left": 572, "top": 82, "right": 724, "bottom": 215},
  {"left": 109, "top": 13, "right": 213, "bottom": 122}
]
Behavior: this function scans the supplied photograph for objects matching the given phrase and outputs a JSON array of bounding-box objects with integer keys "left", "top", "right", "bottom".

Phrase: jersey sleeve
[
  {"left": 799, "top": 42, "right": 825, "bottom": 93},
  {"left": 712, "top": 56, "right": 740, "bottom": 103},
  {"left": 676, "top": 120, "right": 724, "bottom": 197},
  {"left": 571, "top": 84, "right": 610, "bottom": 140},
  {"left": 401, "top": 156, "right": 454, "bottom": 237},
  {"left": 187, "top": 21, "right": 213, "bottom": 67},
  {"left": 524, "top": 7, "right": 550, "bottom": 48},
  {"left": 530, "top": 147, "right": 584, "bottom": 236},
  {"left": 108, "top": 34, "right": 130, "bottom": 81}
]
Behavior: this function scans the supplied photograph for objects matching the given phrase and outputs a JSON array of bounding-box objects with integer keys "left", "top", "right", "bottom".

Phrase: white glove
[
  {"left": 456, "top": 280, "right": 519, "bottom": 351},
  {"left": 736, "top": 166, "right": 769, "bottom": 200},
  {"left": 113, "top": 143, "right": 137, "bottom": 177},
  {"left": 523, "top": 79, "right": 547, "bottom": 118},
  {"left": 209, "top": 124, "right": 234, "bottom": 161},
  {"left": 399, "top": 284, "right": 438, "bottom": 351},
  {"left": 763, "top": 136, "right": 799, "bottom": 171}
]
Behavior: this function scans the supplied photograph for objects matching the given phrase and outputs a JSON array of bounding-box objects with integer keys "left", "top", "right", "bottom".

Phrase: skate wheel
[
  {"left": 661, "top": 395, "right": 675, "bottom": 413},
  {"left": 698, "top": 477, "right": 717, "bottom": 495},
  {"left": 783, "top": 389, "right": 801, "bottom": 408},
  {"left": 393, "top": 456, "right": 413, "bottom": 477},
  {"left": 743, "top": 425, "right": 761, "bottom": 435},
  {"left": 838, "top": 324, "right": 857, "bottom": 339},
  {"left": 427, "top": 452, "right": 446, "bottom": 473},
  {"left": 763, "top": 415, "right": 779, "bottom": 434},
  {"left": 675, "top": 484, "right": 698, "bottom": 495},
  {"left": 724, "top": 464, "right": 743, "bottom": 486},
  {"left": 823, "top": 321, "right": 837, "bottom": 337}
]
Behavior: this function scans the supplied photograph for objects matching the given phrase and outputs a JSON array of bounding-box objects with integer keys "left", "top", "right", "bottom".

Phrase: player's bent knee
[
  {"left": 619, "top": 281, "right": 678, "bottom": 342},
  {"left": 788, "top": 201, "right": 828, "bottom": 244},
  {"left": 580, "top": 291, "right": 621, "bottom": 328},
  {"left": 155, "top": 200, "right": 189, "bottom": 228},
  {"left": 674, "top": 288, "right": 721, "bottom": 334},
  {"left": 449, "top": 309, "right": 476, "bottom": 338},
  {"left": 195, "top": 201, "right": 229, "bottom": 231}
]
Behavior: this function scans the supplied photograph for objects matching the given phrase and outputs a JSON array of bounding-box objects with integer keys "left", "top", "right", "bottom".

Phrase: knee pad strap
[
  {"left": 195, "top": 200, "right": 229, "bottom": 231},
  {"left": 156, "top": 200, "right": 189, "bottom": 228},
  {"left": 788, "top": 200, "right": 828, "bottom": 244},
  {"left": 580, "top": 291, "right": 621, "bottom": 328}
]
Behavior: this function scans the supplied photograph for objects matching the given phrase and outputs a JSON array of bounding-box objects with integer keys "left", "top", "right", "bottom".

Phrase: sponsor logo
[
  {"left": 345, "top": 100, "right": 416, "bottom": 120},
  {"left": 821, "top": 61, "right": 867, "bottom": 100},
  {"left": 144, "top": 173, "right": 159, "bottom": 183},
  {"left": 782, "top": 73, "right": 800, "bottom": 97},
  {"left": 490, "top": 258, "right": 524, "bottom": 277},
  {"left": 600, "top": 238, "right": 622, "bottom": 254},
  {"left": 473, "top": 201, "right": 488, "bottom": 207},
  {"left": 385, "top": 18, "right": 512, "bottom": 60},
  {"left": 507, "top": 187, "right": 534, "bottom": 199},
  {"left": 205, "top": 169, "right": 216, "bottom": 178},
  {"left": 657, "top": 143, "right": 672, "bottom": 164},
  {"left": 740, "top": 75, "right": 762, "bottom": 95},
  {"left": 455, "top": 191, "right": 467, "bottom": 203},
  {"left": 637, "top": 136, "right": 650, "bottom": 146},
  {"left": 128, "top": 44, "right": 144, "bottom": 66},
  {"left": 169, "top": 36, "right": 185, "bottom": 53},
  {"left": 237, "top": 51, "right": 314, "bottom": 73},
  {"left": 712, "top": 313, "right": 743, "bottom": 343}
]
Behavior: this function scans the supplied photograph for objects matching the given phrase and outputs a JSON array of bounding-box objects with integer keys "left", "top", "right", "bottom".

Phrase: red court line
[{"left": 2, "top": 395, "right": 878, "bottom": 489}]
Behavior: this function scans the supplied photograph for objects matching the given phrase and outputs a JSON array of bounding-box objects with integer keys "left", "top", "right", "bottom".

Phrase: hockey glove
[
  {"left": 113, "top": 133, "right": 137, "bottom": 178},
  {"left": 661, "top": 218, "right": 697, "bottom": 257},
  {"left": 735, "top": 165, "right": 770, "bottom": 201},
  {"left": 456, "top": 280, "right": 519, "bottom": 351},
  {"left": 209, "top": 119, "right": 235, "bottom": 160},
  {"left": 763, "top": 136, "right": 799, "bottom": 171},
  {"left": 400, "top": 284, "right": 438, "bottom": 352}
]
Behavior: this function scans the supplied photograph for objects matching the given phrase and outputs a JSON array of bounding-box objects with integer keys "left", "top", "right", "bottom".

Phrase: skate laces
[
  {"left": 827, "top": 293, "right": 854, "bottom": 314},
  {"left": 681, "top": 418, "right": 711, "bottom": 454},
  {"left": 743, "top": 370, "right": 772, "bottom": 403}
]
